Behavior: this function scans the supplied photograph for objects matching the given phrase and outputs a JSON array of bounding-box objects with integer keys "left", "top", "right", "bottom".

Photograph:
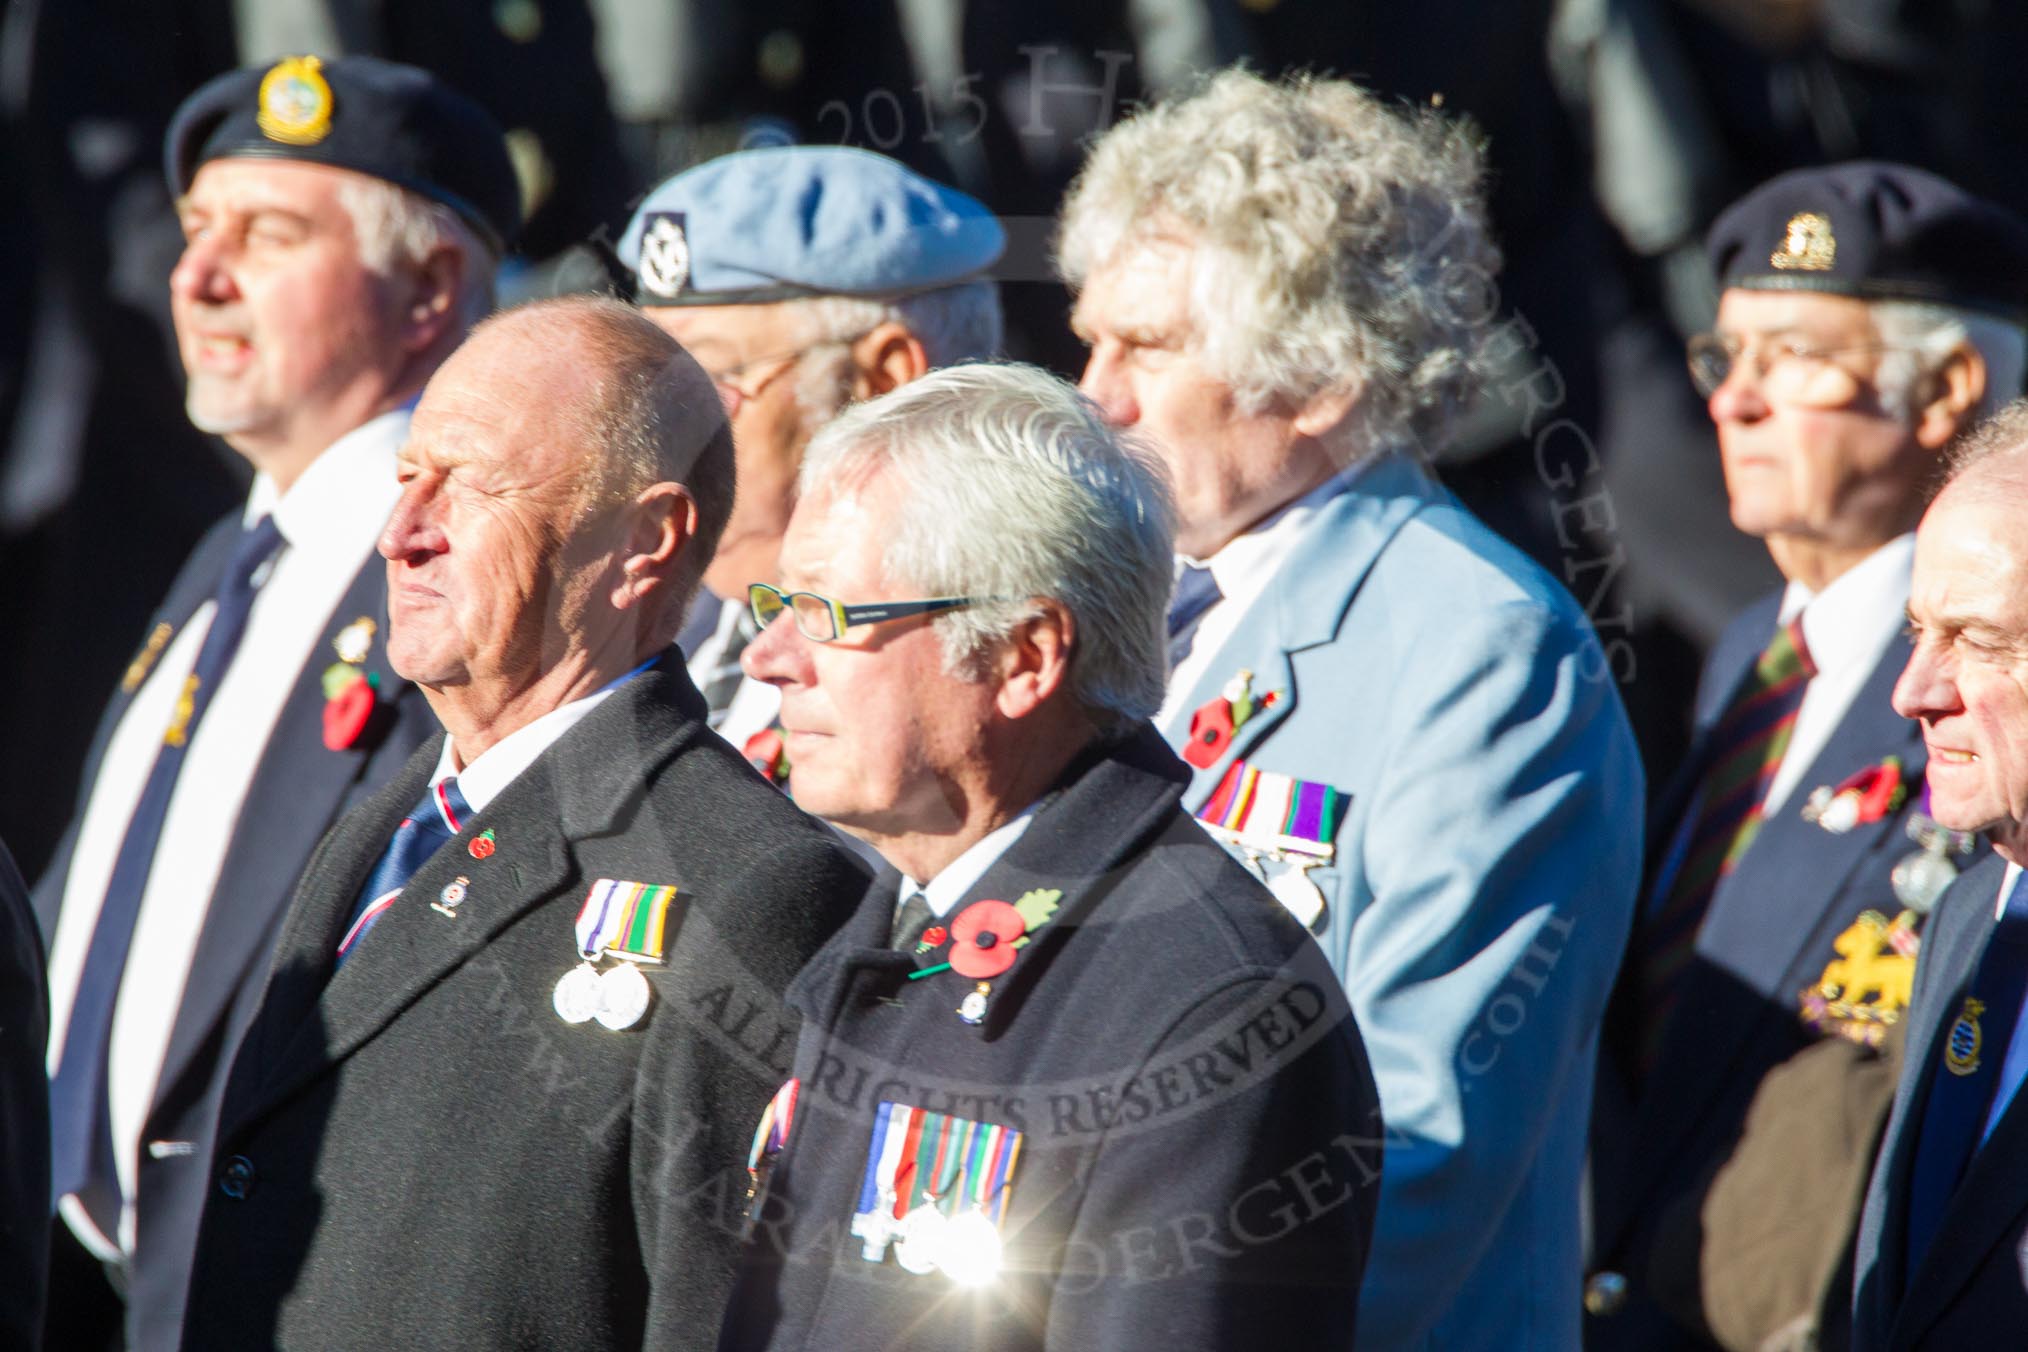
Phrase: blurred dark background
[{"left": 4, "top": 0, "right": 2024, "bottom": 880}]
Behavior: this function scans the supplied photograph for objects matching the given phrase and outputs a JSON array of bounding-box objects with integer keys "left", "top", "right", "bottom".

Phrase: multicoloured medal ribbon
[
  {"left": 575, "top": 879, "right": 676, "bottom": 963},
  {"left": 1195, "top": 761, "right": 1348, "bottom": 927},
  {"left": 1195, "top": 760, "right": 1347, "bottom": 860},
  {"left": 851, "top": 1101, "right": 1022, "bottom": 1280},
  {"left": 554, "top": 879, "right": 681, "bottom": 1031},
  {"left": 744, "top": 1078, "right": 800, "bottom": 1217}
]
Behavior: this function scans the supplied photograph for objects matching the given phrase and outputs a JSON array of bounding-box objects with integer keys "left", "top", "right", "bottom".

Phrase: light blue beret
[{"left": 617, "top": 145, "right": 1005, "bottom": 306}]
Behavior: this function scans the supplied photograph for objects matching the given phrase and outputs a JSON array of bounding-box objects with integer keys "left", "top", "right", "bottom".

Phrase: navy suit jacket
[
  {"left": 718, "top": 726, "right": 1380, "bottom": 1351},
  {"left": 33, "top": 512, "right": 436, "bottom": 1352},
  {"left": 1853, "top": 853, "right": 2028, "bottom": 1349},
  {"left": 1589, "top": 589, "right": 1946, "bottom": 1348}
]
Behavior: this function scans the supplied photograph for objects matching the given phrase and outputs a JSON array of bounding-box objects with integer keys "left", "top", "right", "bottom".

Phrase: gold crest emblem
[
  {"left": 333, "top": 616, "right": 376, "bottom": 666},
  {"left": 257, "top": 55, "right": 334, "bottom": 147},
  {"left": 1771, "top": 211, "right": 1836, "bottom": 272},
  {"left": 1946, "top": 996, "right": 1987, "bottom": 1076}
]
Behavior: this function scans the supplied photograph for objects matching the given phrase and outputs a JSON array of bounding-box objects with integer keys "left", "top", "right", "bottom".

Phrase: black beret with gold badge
[
  {"left": 165, "top": 54, "right": 521, "bottom": 254},
  {"left": 1708, "top": 161, "right": 2028, "bottom": 321}
]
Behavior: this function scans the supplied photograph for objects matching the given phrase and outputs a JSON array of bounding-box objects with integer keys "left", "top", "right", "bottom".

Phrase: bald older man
[{"left": 179, "top": 297, "right": 867, "bottom": 1351}]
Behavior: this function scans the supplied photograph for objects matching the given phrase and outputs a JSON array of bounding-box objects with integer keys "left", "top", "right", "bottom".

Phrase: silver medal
[
  {"left": 595, "top": 961, "right": 653, "bottom": 1030},
  {"left": 1892, "top": 849, "right": 1959, "bottom": 915},
  {"left": 553, "top": 962, "right": 604, "bottom": 1024},
  {"left": 1268, "top": 859, "right": 1328, "bottom": 929},
  {"left": 894, "top": 1205, "right": 948, "bottom": 1275}
]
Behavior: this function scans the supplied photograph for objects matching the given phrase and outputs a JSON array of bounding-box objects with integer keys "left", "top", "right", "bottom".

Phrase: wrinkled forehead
[
  {"left": 1072, "top": 235, "right": 1200, "bottom": 339},
  {"left": 1914, "top": 488, "right": 2028, "bottom": 617}
]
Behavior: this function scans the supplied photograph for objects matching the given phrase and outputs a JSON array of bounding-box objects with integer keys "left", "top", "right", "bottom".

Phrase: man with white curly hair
[{"left": 1058, "top": 69, "right": 1644, "bottom": 1349}]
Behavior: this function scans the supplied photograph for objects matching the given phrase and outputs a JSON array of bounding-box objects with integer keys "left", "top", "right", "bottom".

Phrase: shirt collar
[
  {"left": 432, "top": 655, "right": 663, "bottom": 812},
  {"left": 1185, "top": 463, "right": 1368, "bottom": 600},
  {"left": 898, "top": 801, "right": 1045, "bottom": 920},
  {"left": 1779, "top": 532, "right": 1915, "bottom": 675},
  {"left": 244, "top": 410, "right": 408, "bottom": 553}
]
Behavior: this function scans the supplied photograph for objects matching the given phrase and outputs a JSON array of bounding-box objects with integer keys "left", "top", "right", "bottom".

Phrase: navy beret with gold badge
[
  {"left": 1708, "top": 161, "right": 2028, "bottom": 321},
  {"left": 165, "top": 54, "right": 521, "bottom": 254}
]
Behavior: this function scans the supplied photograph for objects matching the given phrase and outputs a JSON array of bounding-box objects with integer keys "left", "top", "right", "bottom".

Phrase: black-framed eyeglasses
[{"left": 748, "top": 582, "right": 985, "bottom": 642}]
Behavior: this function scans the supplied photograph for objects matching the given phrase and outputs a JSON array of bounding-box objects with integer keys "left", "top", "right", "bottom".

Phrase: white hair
[
  {"left": 335, "top": 176, "right": 498, "bottom": 330},
  {"left": 1871, "top": 300, "right": 2028, "bottom": 423},
  {"left": 1057, "top": 67, "right": 1501, "bottom": 458},
  {"left": 798, "top": 362, "right": 1175, "bottom": 734},
  {"left": 784, "top": 280, "right": 1006, "bottom": 429}
]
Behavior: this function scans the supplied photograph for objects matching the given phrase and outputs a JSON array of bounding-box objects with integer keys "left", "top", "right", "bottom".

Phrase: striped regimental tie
[
  {"left": 1638, "top": 617, "right": 1816, "bottom": 1071},
  {"left": 334, "top": 776, "right": 473, "bottom": 966}
]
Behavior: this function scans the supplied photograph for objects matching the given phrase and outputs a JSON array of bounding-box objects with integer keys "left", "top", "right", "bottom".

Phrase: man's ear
[
  {"left": 1291, "top": 378, "right": 1361, "bottom": 440},
  {"left": 995, "top": 601, "right": 1075, "bottom": 721},
  {"left": 850, "top": 320, "right": 930, "bottom": 399},
  {"left": 1915, "top": 343, "right": 1987, "bottom": 451},
  {"left": 400, "top": 245, "right": 467, "bottom": 356},
  {"left": 612, "top": 483, "right": 698, "bottom": 612}
]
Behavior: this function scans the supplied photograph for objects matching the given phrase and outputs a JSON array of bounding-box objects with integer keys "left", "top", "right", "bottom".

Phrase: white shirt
[
  {"left": 685, "top": 595, "right": 782, "bottom": 752},
  {"left": 428, "top": 657, "right": 659, "bottom": 809},
  {"left": 895, "top": 806, "right": 1042, "bottom": 923},
  {"left": 1157, "top": 467, "right": 1367, "bottom": 727},
  {"left": 1763, "top": 533, "right": 1915, "bottom": 815},
  {"left": 46, "top": 410, "right": 407, "bottom": 1259}
]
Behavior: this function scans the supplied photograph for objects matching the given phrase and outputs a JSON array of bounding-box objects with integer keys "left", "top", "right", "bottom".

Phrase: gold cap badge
[
  {"left": 257, "top": 56, "right": 334, "bottom": 147},
  {"left": 1771, "top": 211, "right": 1836, "bottom": 272}
]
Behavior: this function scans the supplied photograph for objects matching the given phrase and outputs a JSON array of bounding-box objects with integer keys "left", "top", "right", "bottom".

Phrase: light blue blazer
[{"left": 1162, "top": 452, "right": 1644, "bottom": 1350}]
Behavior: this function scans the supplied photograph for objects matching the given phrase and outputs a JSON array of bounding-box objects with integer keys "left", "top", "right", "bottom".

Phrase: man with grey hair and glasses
[
  {"left": 1058, "top": 69, "right": 1643, "bottom": 1348},
  {"left": 721, "top": 362, "right": 1381, "bottom": 1349},
  {"left": 616, "top": 145, "right": 1004, "bottom": 768},
  {"left": 36, "top": 55, "right": 513, "bottom": 1352},
  {"left": 1589, "top": 163, "right": 2028, "bottom": 1351}
]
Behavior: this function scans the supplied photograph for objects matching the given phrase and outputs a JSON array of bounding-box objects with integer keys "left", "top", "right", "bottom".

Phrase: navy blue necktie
[
  {"left": 50, "top": 514, "right": 286, "bottom": 1224},
  {"left": 1166, "top": 563, "right": 1222, "bottom": 670},
  {"left": 334, "top": 776, "right": 473, "bottom": 966},
  {"left": 1903, "top": 872, "right": 2028, "bottom": 1284}
]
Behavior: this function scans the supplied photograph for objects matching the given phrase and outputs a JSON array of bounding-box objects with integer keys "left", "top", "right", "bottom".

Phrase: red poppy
[
  {"left": 743, "top": 727, "right": 788, "bottom": 784},
  {"left": 1184, "top": 697, "right": 1235, "bottom": 769},
  {"left": 322, "top": 671, "right": 376, "bottom": 750},
  {"left": 948, "top": 899, "right": 1026, "bottom": 979}
]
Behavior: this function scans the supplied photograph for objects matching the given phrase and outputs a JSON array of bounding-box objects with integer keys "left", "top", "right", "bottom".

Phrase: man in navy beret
[
  {"left": 616, "top": 146, "right": 1004, "bottom": 770},
  {"left": 1588, "top": 162, "right": 2028, "bottom": 1351},
  {"left": 36, "top": 54, "right": 516, "bottom": 1352}
]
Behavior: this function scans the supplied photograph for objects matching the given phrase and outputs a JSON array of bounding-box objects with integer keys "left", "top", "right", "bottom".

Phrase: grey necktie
[{"left": 890, "top": 889, "right": 937, "bottom": 950}]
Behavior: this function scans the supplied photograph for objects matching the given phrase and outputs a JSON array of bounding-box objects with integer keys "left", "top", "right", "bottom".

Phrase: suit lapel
[
  {"left": 152, "top": 556, "right": 414, "bottom": 1111},
  {"left": 32, "top": 518, "right": 243, "bottom": 935},
  {"left": 235, "top": 659, "right": 705, "bottom": 1128},
  {"left": 1634, "top": 637, "right": 1925, "bottom": 1186},
  {"left": 1161, "top": 454, "right": 1437, "bottom": 810}
]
